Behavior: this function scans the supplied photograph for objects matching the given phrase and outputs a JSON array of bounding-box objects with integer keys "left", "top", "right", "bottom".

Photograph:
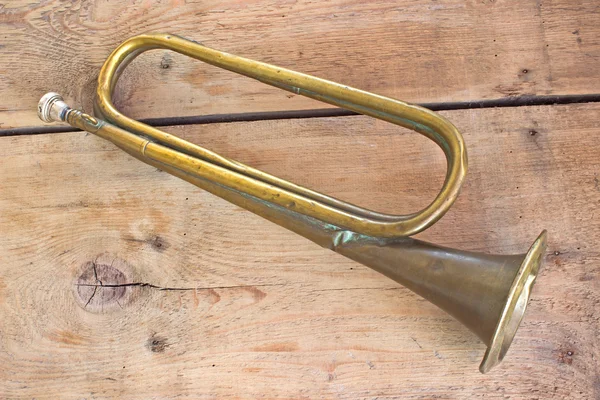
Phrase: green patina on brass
[{"left": 37, "top": 33, "right": 547, "bottom": 373}]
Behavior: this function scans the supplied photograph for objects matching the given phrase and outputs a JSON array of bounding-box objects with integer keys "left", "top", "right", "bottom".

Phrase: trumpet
[{"left": 38, "top": 33, "right": 547, "bottom": 373}]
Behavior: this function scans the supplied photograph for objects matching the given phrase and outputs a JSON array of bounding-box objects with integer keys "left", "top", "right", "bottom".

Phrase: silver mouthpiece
[{"left": 38, "top": 92, "right": 70, "bottom": 123}]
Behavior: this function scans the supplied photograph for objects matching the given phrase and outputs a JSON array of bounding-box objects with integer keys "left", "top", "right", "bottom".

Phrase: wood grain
[
  {"left": 1, "top": 0, "right": 599, "bottom": 129},
  {"left": 0, "top": 104, "right": 598, "bottom": 398}
]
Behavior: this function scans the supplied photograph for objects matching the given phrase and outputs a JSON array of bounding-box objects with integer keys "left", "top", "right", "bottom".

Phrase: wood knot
[
  {"left": 73, "top": 256, "right": 136, "bottom": 313},
  {"left": 160, "top": 54, "right": 172, "bottom": 70},
  {"left": 558, "top": 349, "right": 574, "bottom": 365},
  {"left": 146, "top": 334, "right": 168, "bottom": 353},
  {"left": 150, "top": 236, "right": 168, "bottom": 252}
]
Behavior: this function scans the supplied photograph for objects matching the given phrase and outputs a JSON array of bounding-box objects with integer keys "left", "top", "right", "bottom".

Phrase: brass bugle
[{"left": 38, "top": 33, "right": 547, "bottom": 373}]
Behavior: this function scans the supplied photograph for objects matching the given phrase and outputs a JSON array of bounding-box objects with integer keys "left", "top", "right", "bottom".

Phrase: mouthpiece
[{"left": 38, "top": 92, "right": 70, "bottom": 123}]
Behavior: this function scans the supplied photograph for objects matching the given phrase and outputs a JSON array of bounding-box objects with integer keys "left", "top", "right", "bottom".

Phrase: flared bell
[{"left": 334, "top": 230, "right": 547, "bottom": 373}]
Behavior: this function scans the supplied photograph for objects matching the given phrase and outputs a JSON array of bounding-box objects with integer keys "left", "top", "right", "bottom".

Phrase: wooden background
[{"left": 1, "top": 1, "right": 599, "bottom": 399}]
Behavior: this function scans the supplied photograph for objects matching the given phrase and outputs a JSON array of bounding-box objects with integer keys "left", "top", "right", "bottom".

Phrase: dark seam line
[{"left": 2, "top": 93, "right": 600, "bottom": 137}]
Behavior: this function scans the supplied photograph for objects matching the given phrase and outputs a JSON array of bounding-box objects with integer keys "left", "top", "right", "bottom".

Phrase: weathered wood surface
[
  {"left": 0, "top": 104, "right": 598, "bottom": 398},
  {"left": 1, "top": 0, "right": 599, "bottom": 129}
]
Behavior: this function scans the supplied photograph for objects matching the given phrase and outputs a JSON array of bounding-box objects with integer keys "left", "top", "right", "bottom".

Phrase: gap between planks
[{"left": 2, "top": 93, "right": 600, "bottom": 137}]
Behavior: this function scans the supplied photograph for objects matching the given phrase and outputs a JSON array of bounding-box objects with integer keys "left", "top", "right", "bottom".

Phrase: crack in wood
[
  {"left": 3, "top": 94, "right": 600, "bottom": 137},
  {"left": 83, "top": 260, "right": 102, "bottom": 308},
  {"left": 74, "top": 282, "right": 284, "bottom": 291}
]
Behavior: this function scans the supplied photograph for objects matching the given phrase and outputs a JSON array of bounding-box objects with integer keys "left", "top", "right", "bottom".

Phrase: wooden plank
[
  {"left": 1, "top": 0, "right": 599, "bottom": 129},
  {"left": 0, "top": 104, "right": 598, "bottom": 398}
]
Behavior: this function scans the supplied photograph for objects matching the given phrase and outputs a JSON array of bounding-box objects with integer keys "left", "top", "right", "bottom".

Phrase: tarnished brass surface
[{"left": 38, "top": 33, "right": 547, "bottom": 373}]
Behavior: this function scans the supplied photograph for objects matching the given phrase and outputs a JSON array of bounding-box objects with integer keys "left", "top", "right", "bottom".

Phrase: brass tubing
[{"left": 93, "top": 33, "right": 467, "bottom": 237}]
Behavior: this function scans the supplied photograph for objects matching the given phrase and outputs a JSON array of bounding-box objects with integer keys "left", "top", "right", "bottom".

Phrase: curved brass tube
[
  {"left": 94, "top": 33, "right": 467, "bottom": 238},
  {"left": 38, "top": 33, "right": 546, "bottom": 373}
]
